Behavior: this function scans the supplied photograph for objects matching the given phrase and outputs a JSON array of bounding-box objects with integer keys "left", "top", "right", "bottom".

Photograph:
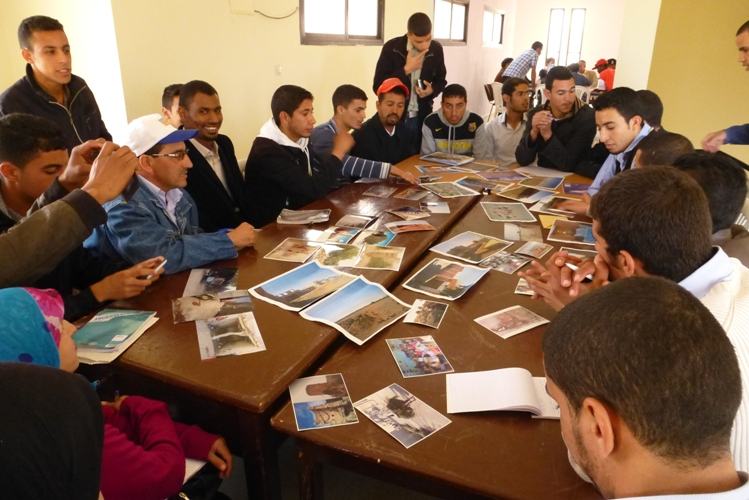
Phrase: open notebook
[{"left": 446, "top": 367, "right": 560, "bottom": 419}]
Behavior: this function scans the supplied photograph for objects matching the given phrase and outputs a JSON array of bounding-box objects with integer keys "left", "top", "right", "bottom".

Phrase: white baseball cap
[{"left": 124, "top": 114, "right": 198, "bottom": 156}]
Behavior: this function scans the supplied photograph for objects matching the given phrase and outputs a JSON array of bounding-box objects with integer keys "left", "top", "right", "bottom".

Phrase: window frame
[
  {"left": 299, "top": 0, "right": 385, "bottom": 46},
  {"left": 433, "top": 0, "right": 469, "bottom": 46},
  {"left": 564, "top": 8, "right": 586, "bottom": 68},
  {"left": 545, "top": 8, "right": 565, "bottom": 66},
  {"left": 482, "top": 7, "right": 505, "bottom": 46}
]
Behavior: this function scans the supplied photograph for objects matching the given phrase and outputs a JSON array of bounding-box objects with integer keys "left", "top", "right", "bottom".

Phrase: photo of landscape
[{"left": 430, "top": 231, "right": 511, "bottom": 264}]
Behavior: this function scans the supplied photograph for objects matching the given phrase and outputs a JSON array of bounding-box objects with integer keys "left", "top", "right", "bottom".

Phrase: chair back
[
  {"left": 575, "top": 85, "right": 590, "bottom": 105},
  {"left": 483, "top": 83, "right": 494, "bottom": 103},
  {"left": 491, "top": 82, "right": 506, "bottom": 119}
]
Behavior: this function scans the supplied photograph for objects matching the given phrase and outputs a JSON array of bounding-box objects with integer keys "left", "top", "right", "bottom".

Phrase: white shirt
[
  {"left": 619, "top": 472, "right": 749, "bottom": 499},
  {"left": 473, "top": 112, "right": 528, "bottom": 167},
  {"left": 137, "top": 174, "right": 183, "bottom": 226},
  {"left": 189, "top": 138, "right": 232, "bottom": 199}
]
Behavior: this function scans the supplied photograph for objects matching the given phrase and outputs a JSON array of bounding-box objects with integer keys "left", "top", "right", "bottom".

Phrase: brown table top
[{"left": 270, "top": 188, "right": 602, "bottom": 499}]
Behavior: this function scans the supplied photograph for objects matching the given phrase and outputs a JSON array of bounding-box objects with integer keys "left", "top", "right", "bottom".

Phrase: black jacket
[
  {"left": 245, "top": 138, "right": 342, "bottom": 228},
  {"left": 373, "top": 35, "right": 447, "bottom": 119},
  {"left": 184, "top": 135, "right": 253, "bottom": 232},
  {"left": 351, "top": 116, "right": 413, "bottom": 165},
  {"left": 0, "top": 64, "right": 111, "bottom": 151}
]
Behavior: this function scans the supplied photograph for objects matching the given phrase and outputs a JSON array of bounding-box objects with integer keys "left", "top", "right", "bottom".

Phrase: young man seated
[
  {"left": 633, "top": 129, "right": 694, "bottom": 167},
  {"left": 544, "top": 276, "right": 747, "bottom": 499},
  {"left": 421, "top": 83, "right": 484, "bottom": 157},
  {"left": 520, "top": 167, "right": 749, "bottom": 472},
  {"left": 86, "top": 114, "right": 256, "bottom": 274},
  {"left": 161, "top": 83, "right": 182, "bottom": 129},
  {"left": 474, "top": 77, "right": 531, "bottom": 167},
  {"left": 179, "top": 80, "right": 254, "bottom": 232},
  {"left": 350, "top": 78, "right": 414, "bottom": 165},
  {"left": 310, "top": 84, "right": 417, "bottom": 184},
  {"left": 636, "top": 89, "right": 663, "bottom": 131}
]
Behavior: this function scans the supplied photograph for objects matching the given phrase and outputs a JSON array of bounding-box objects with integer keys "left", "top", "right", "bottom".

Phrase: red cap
[
  {"left": 594, "top": 58, "right": 608, "bottom": 68},
  {"left": 376, "top": 77, "right": 410, "bottom": 98}
]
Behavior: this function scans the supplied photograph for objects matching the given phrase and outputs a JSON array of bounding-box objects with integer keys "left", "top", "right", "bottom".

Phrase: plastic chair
[
  {"left": 575, "top": 85, "right": 590, "bottom": 105},
  {"left": 491, "top": 82, "right": 506, "bottom": 119},
  {"left": 535, "top": 87, "right": 548, "bottom": 107},
  {"left": 483, "top": 83, "right": 496, "bottom": 121}
]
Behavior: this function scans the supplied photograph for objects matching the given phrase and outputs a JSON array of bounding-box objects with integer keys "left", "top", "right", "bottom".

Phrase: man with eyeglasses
[
  {"left": 474, "top": 78, "right": 531, "bottom": 167},
  {"left": 86, "top": 114, "right": 256, "bottom": 274},
  {"left": 515, "top": 66, "right": 600, "bottom": 178}
]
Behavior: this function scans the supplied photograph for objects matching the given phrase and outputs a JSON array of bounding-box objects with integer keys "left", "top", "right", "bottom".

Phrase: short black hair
[
  {"left": 18, "top": 15, "right": 64, "bottom": 50},
  {"left": 566, "top": 63, "right": 580, "bottom": 73},
  {"left": 407, "top": 13, "right": 432, "bottom": 37},
  {"left": 544, "top": 66, "right": 574, "bottom": 90},
  {"left": 531, "top": 41, "right": 543, "bottom": 50},
  {"left": 543, "top": 276, "right": 741, "bottom": 467},
  {"left": 538, "top": 69, "right": 547, "bottom": 79},
  {"left": 592, "top": 87, "right": 644, "bottom": 123},
  {"left": 589, "top": 166, "right": 713, "bottom": 282},
  {"left": 179, "top": 80, "right": 218, "bottom": 111},
  {"left": 271, "top": 85, "right": 313, "bottom": 125},
  {"left": 377, "top": 86, "right": 407, "bottom": 103},
  {"left": 501, "top": 57, "right": 513, "bottom": 68},
  {"left": 545, "top": 57, "right": 555, "bottom": 65},
  {"left": 442, "top": 84, "right": 467, "bottom": 101},
  {"left": 332, "top": 84, "right": 367, "bottom": 112},
  {"left": 673, "top": 151, "right": 748, "bottom": 232},
  {"left": 501, "top": 77, "right": 527, "bottom": 97},
  {"left": 636, "top": 89, "right": 663, "bottom": 128},
  {"left": 737, "top": 20, "right": 749, "bottom": 36},
  {"left": 0, "top": 113, "right": 67, "bottom": 168},
  {"left": 161, "top": 84, "right": 183, "bottom": 109},
  {"left": 636, "top": 130, "right": 694, "bottom": 168}
]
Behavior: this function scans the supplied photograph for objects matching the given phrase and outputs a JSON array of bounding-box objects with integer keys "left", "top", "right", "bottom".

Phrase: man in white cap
[{"left": 85, "top": 114, "right": 256, "bottom": 274}]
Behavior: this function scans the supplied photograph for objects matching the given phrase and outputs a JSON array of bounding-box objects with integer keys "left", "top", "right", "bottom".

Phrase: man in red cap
[
  {"left": 350, "top": 78, "right": 413, "bottom": 165},
  {"left": 594, "top": 58, "right": 615, "bottom": 91}
]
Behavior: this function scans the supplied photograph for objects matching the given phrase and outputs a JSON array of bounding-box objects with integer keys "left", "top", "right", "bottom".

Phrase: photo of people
[{"left": 386, "top": 335, "right": 453, "bottom": 377}]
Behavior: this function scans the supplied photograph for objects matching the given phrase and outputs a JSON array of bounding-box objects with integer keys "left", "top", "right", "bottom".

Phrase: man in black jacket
[
  {"left": 0, "top": 16, "right": 111, "bottom": 151},
  {"left": 373, "top": 12, "right": 447, "bottom": 151},
  {"left": 178, "top": 80, "right": 254, "bottom": 233}
]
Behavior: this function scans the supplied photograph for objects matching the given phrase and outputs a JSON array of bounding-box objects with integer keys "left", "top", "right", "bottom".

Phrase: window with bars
[
  {"left": 434, "top": 0, "right": 469, "bottom": 45},
  {"left": 482, "top": 8, "right": 505, "bottom": 45},
  {"left": 300, "top": 0, "right": 384, "bottom": 46}
]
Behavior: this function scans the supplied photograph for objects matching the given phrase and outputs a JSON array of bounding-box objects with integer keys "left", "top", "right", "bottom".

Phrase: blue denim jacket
[{"left": 84, "top": 184, "right": 237, "bottom": 274}]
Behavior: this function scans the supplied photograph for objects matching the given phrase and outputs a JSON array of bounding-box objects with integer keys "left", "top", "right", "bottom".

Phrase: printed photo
[
  {"left": 430, "top": 231, "right": 511, "bottom": 264},
  {"left": 498, "top": 186, "right": 555, "bottom": 204},
  {"left": 478, "top": 171, "right": 529, "bottom": 182},
  {"left": 394, "top": 188, "right": 430, "bottom": 200},
  {"left": 519, "top": 176, "right": 564, "bottom": 190},
  {"left": 539, "top": 214, "right": 568, "bottom": 229},
  {"left": 353, "top": 384, "right": 451, "bottom": 449},
  {"left": 277, "top": 208, "right": 331, "bottom": 225},
  {"left": 172, "top": 290, "right": 253, "bottom": 324},
  {"left": 315, "top": 227, "right": 361, "bottom": 244},
  {"left": 419, "top": 201, "right": 450, "bottom": 214},
  {"left": 385, "top": 220, "right": 436, "bottom": 234},
  {"left": 529, "top": 196, "right": 578, "bottom": 216},
  {"left": 463, "top": 162, "right": 498, "bottom": 172},
  {"left": 403, "top": 258, "right": 489, "bottom": 301},
  {"left": 354, "top": 245, "right": 405, "bottom": 271},
  {"left": 415, "top": 165, "right": 464, "bottom": 174},
  {"left": 563, "top": 182, "right": 590, "bottom": 195},
  {"left": 264, "top": 238, "right": 321, "bottom": 263},
  {"left": 480, "top": 202, "right": 537, "bottom": 222},
  {"left": 196, "top": 312, "right": 266, "bottom": 361},
  {"left": 547, "top": 220, "right": 596, "bottom": 246},
  {"left": 479, "top": 252, "right": 532, "bottom": 274},
  {"left": 288, "top": 373, "right": 359, "bottom": 431},
  {"left": 182, "top": 268, "right": 239, "bottom": 297},
  {"left": 403, "top": 300, "right": 449, "bottom": 329},
  {"left": 300, "top": 277, "right": 411, "bottom": 345},
  {"left": 335, "top": 214, "right": 376, "bottom": 229},
  {"left": 560, "top": 246, "right": 599, "bottom": 260},
  {"left": 386, "top": 335, "right": 454, "bottom": 377},
  {"left": 515, "top": 278, "right": 534, "bottom": 296},
  {"left": 419, "top": 151, "right": 474, "bottom": 166},
  {"left": 250, "top": 261, "right": 356, "bottom": 311},
  {"left": 515, "top": 241, "right": 553, "bottom": 259},
  {"left": 504, "top": 223, "right": 543, "bottom": 243},
  {"left": 455, "top": 176, "right": 502, "bottom": 192},
  {"left": 474, "top": 305, "right": 549, "bottom": 339},
  {"left": 363, "top": 185, "right": 397, "bottom": 198},
  {"left": 386, "top": 206, "right": 432, "bottom": 221},
  {"left": 418, "top": 175, "right": 443, "bottom": 183},
  {"left": 314, "top": 243, "right": 363, "bottom": 268},
  {"left": 350, "top": 229, "right": 396, "bottom": 247},
  {"left": 421, "top": 182, "right": 480, "bottom": 199}
]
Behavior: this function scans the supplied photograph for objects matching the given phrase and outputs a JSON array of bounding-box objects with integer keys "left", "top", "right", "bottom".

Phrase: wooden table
[{"left": 270, "top": 186, "right": 602, "bottom": 499}]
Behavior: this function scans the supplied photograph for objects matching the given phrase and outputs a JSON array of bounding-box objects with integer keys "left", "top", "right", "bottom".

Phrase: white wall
[{"left": 615, "top": 0, "right": 662, "bottom": 90}]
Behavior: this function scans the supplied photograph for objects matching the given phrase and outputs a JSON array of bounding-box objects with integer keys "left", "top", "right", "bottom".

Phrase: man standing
[
  {"left": 702, "top": 20, "right": 749, "bottom": 152},
  {"left": 421, "top": 84, "right": 484, "bottom": 156},
  {"left": 161, "top": 84, "right": 182, "bottom": 129},
  {"left": 500, "top": 42, "right": 543, "bottom": 89},
  {"left": 578, "top": 60, "right": 598, "bottom": 88},
  {"left": 593, "top": 58, "right": 615, "bottom": 91},
  {"left": 474, "top": 78, "right": 530, "bottom": 167},
  {"left": 373, "top": 13, "right": 447, "bottom": 149},
  {"left": 0, "top": 16, "right": 111, "bottom": 150},
  {"left": 514, "top": 67, "right": 599, "bottom": 177},
  {"left": 178, "top": 80, "right": 253, "bottom": 233}
]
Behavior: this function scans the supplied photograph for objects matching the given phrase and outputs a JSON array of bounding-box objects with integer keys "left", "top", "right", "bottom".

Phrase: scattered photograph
[
  {"left": 196, "top": 312, "right": 266, "bottom": 361},
  {"left": 416, "top": 165, "right": 464, "bottom": 174},
  {"left": 478, "top": 171, "right": 529, "bottom": 182},
  {"left": 250, "top": 261, "right": 356, "bottom": 311},
  {"left": 385, "top": 220, "right": 436, "bottom": 234},
  {"left": 353, "top": 384, "right": 452, "bottom": 449},
  {"left": 560, "top": 247, "right": 599, "bottom": 260},
  {"left": 300, "top": 277, "right": 411, "bottom": 345},
  {"left": 386, "top": 335, "right": 453, "bottom": 377},
  {"left": 403, "top": 300, "right": 449, "bottom": 329},
  {"left": 351, "top": 229, "right": 396, "bottom": 247},
  {"left": 277, "top": 208, "right": 331, "bottom": 225},
  {"left": 455, "top": 176, "right": 502, "bottom": 192},
  {"left": 182, "top": 268, "right": 239, "bottom": 297},
  {"left": 419, "top": 151, "right": 474, "bottom": 166},
  {"left": 519, "top": 176, "right": 564, "bottom": 190},
  {"left": 315, "top": 227, "right": 361, "bottom": 244},
  {"left": 354, "top": 245, "right": 405, "bottom": 271},
  {"left": 515, "top": 241, "right": 553, "bottom": 259},
  {"left": 363, "top": 185, "right": 397, "bottom": 198},
  {"left": 430, "top": 231, "right": 511, "bottom": 264},
  {"left": 394, "top": 188, "right": 430, "bottom": 200},
  {"left": 335, "top": 214, "right": 376, "bottom": 229},
  {"left": 386, "top": 206, "right": 432, "bottom": 221},
  {"left": 504, "top": 223, "right": 543, "bottom": 242},
  {"left": 515, "top": 278, "right": 534, "bottom": 296},
  {"left": 498, "top": 186, "right": 555, "bottom": 204},
  {"left": 563, "top": 182, "right": 590, "bottom": 195},
  {"left": 539, "top": 214, "right": 568, "bottom": 229},
  {"left": 288, "top": 373, "right": 359, "bottom": 431},
  {"left": 547, "top": 220, "right": 596, "bottom": 246},
  {"left": 314, "top": 243, "right": 362, "bottom": 268},
  {"left": 172, "top": 290, "right": 253, "bottom": 324},
  {"left": 480, "top": 202, "right": 537, "bottom": 222},
  {"left": 264, "top": 238, "right": 321, "bottom": 263},
  {"left": 418, "top": 175, "right": 443, "bottom": 183},
  {"left": 419, "top": 201, "right": 450, "bottom": 214},
  {"left": 479, "top": 252, "right": 532, "bottom": 274},
  {"left": 474, "top": 305, "right": 549, "bottom": 339},
  {"left": 528, "top": 196, "right": 578, "bottom": 215},
  {"left": 421, "top": 182, "right": 480, "bottom": 199},
  {"left": 403, "top": 258, "right": 489, "bottom": 301},
  {"left": 464, "top": 162, "right": 499, "bottom": 172}
]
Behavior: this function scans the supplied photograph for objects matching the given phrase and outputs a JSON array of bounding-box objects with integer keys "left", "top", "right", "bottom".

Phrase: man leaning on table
[{"left": 85, "top": 114, "right": 256, "bottom": 274}]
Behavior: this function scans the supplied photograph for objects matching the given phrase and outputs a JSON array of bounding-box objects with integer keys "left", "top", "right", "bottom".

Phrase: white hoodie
[{"left": 258, "top": 117, "right": 312, "bottom": 175}]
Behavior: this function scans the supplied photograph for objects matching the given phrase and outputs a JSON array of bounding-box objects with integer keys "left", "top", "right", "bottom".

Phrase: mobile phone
[
  {"left": 417, "top": 79, "right": 425, "bottom": 90},
  {"left": 146, "top": 259, "right": 167, "bottom": 280}
]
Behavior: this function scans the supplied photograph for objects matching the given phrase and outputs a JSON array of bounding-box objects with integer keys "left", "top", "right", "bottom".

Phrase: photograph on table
[
  {"left": 478, "top": 170, "right": 529, "bottom": 182},
  {"left": 415, "top": 165, "right": 464, "bottom": 174},
  {"left": 479, "top": 252, "right": 532, "bottom": 274},
  {"left": 350, "top": 229, "right": 396, "bottom": 246},
  {"left": 403, "top": 258, "right": 489, "bottom": 301},
  {"left": 353, "top": 383, "right": 452, "bottom": 448},
  {"left": 480, "top": 202, "right": 537, "bottom": 222},
  {"left": 547, "top": 220, "right": 596, "bottom": 246},
  {"left": 196, "top": 312, "right": 266, "bottom": 361},
  {"left": 515, "top": 278, "right": 534, "bottom": 296},
  {"left": 462, "top": 161, "right": 498, "bottom": 172},
  {"left": 504, "top": 222, "right": 543, "bottom": 242},
  {"left": 173, "top": 290, "right": 254, "bottom": 324},
  {"left": 563, "top": 182, "right": 590, "bottom": 195},
  {"left": 249, "top": 261, "right": 356, "bottom": 312},
  {"left": 515, "top": 241, "right": 553, "bottom": 259},
  {"left": 518, "top": 176, "right": 564, "bottom": 190},
  {"left": 314, "top": 227, "right": 361, "bottom": 244},
  {"left": 354, "top": 245, "right": 405, "bottom": 271},
  {"left": 403, "top": 300, "right": 449, "bottom": 329},
  {"left": 385, "top": 220, "right": 436, "bottom": 234},
  {"left": 419, "top": 201, "right": 450, "bottom": 214},
  {"left": 386, "top": 335, "right": 454, "bottom": 378},
  {"left": 386, "top": 206, "right": 432, "bottom": 221},
  {"left": 300, "top": 277, "right": 411, "bottom": 345},
  {"left": 430, "top": 231, "right": 511, "bottom": 264},
  {"left": 419, "top": 151, "right": 474, "bottom": 166},
  {"left": 560, "top": 246, "right": 599, "bottom": 260},
  {"left": 363, "top": 185, "right": 397, "bottom": 198},
  {"left": 418, "top": 175, "right": 442, "bottom": 183},
  {"left": 394, "top": 188, "right": 430, "bottom": 200},
  {"left": 288, "top": 373, "right": 359, "bottom": 431},
  {"left": 335, "top": 214, "right": 376, "bottom": 229},
  {"left": 475, "top": 305, "right": 549, "bottom": 339},
  {"left": 421, "top": 181, "right": 480, "bottom": 199},
  {"left": 277, "top": 208, "right": 331, "bottom": 225},
  {"left": 264, "top": 238, "right": 321, "bottom": 263},
  {"left": 528, "top": 196, "right": 578, "bottom": 215},
  {"left": 456, "top": 176, "right": 510, "bottom": 193},
  {"left": 497, "top": 186, "right": 555, "bottom": 204},
  {"left": 314, "top": 243, "right": 362, "bottom": 268},
  {"left": 182, "top": 268, "right": 239, "bottom": 297},
  {"left": 539, "top": 214, "right": 568, "bottom": 229}
]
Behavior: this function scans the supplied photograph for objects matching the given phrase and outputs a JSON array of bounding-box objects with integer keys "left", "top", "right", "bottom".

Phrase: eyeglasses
[
  {"left": 514, "top": 90, "right": 535, "bottom": 97},
  {"left": 148, "top": 149, "right": 189, "bottom": 161}
]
